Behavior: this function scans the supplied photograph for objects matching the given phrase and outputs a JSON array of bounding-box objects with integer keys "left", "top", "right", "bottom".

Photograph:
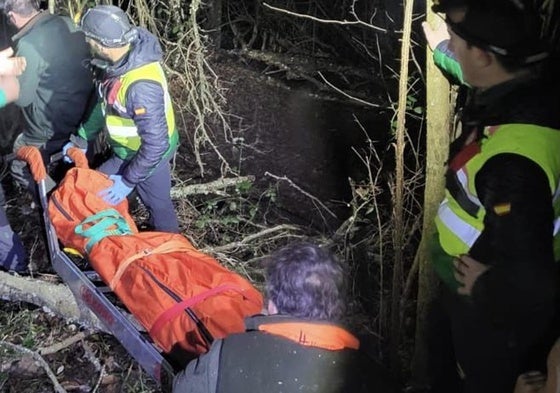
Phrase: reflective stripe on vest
[
  {"left": 436, "top": 123, "right": 560, "bottom": 258},
  {"left": 103, "top": 62, "right": 176, "bottom": 159},
  {"left": 437, "top": 198, "right": 481, "bottom": 249}
]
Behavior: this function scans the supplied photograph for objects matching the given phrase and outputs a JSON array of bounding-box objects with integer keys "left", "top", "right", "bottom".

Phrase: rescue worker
[
  {"left": 173, "top": 242, "right": 398, "bottom": 393},
  {"left": 63, "top": 4, "right": 180, "bottom": 233},
  {"left": 0, "top": 0, "right": 93, "bottom": 198},
  {"left": 428, "top": 1, "right": 560, "bottom": 392}
]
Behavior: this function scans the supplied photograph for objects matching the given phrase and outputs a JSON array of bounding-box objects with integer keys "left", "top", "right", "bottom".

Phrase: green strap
[{"left": 74, "top": 209, "right": 133, "bottom": 254}]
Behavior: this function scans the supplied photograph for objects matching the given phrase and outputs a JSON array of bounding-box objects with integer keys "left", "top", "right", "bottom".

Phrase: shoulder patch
[
  {"left": 493, "top": 203, "right": 511, "bottom": 216},
  {"left": 134, "top": 107, "right": 147, "bottom": 115}
]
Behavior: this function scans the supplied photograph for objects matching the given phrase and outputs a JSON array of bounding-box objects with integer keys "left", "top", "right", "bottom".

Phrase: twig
[
  {"left": 0, "top": 341, "right": 67, "bottom": 393},
  {"left": 82, "top": 341, "right": 102, "bottom": 372},
  {"left": 38, "top": 332, "right": 89, "bottom": 356},
  {"left": 204, "top": 224, "right": 301, "bottom": 253},
  {"left": 262, "top": 3, "right": 386, "bottom": 32},
  {"left": 317, "top": 71, "right": 384, "bottom": 108},
  {"left": 264, "top": 172, "right": 337, "bottom": 219},
  {"left": 91, "top": 364, "right": 106, "bottom": 393}
]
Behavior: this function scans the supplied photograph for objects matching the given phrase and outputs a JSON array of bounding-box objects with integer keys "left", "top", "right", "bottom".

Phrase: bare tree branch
[
  {"left": 0, "top": 341, "right": 67, "bottom": 393},
  {"left": 262, "top": 2, "right": 387, "bottom": 32}
]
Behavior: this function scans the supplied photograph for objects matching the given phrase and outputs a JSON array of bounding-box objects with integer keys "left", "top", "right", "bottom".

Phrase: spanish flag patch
[
  {"left": 493, "top": 203, "right": 511, "bottom": 216},
  {"left": 134, "top": 107, "right": 147, "bottom": 115}
]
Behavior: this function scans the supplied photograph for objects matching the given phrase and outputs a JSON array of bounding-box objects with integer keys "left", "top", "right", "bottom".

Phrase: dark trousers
[
  {"left": 0, "top": 205, "right": 27, "bottom": 272},
  {"left": 443, "top": 288, "right": 554, "bottom": 393},
  {"left": 97, "top": 155, "right": 179, "bottom": 233}
]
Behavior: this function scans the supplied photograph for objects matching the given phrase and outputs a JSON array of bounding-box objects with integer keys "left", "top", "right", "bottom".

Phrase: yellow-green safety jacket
[
  {"left": 434, "top": 124, "right": 560, "bottom": 286},
  {"left": 78, "top": 27, "right": 179, "bottom": 186},
  {"left": 102, "top": 61, "right": 178, "bottom": 161}
]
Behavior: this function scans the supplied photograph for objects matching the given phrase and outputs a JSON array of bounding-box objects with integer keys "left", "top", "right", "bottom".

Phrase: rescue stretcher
[
  {"left": 17, "top": 146, "right": 263, "bottom": 392},
  {"left": 19, "top": 147, "right": 177, "bottom": 391}
]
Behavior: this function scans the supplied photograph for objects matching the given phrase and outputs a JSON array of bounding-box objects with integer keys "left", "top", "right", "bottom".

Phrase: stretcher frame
[{"left": 26, "top": 148, "right": 176, "bottom": 391}]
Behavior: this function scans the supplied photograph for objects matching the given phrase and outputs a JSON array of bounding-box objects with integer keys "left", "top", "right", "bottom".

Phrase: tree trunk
[{"left": 410, "top": 14, "right": 452, "bottom": 388}]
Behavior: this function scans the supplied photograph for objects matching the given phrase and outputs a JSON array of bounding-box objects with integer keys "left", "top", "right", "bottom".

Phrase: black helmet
[
  {"left": 432, "top": 0, "right": 468, "bottom": 13},
  {"left": 432, "top": 0, "right": 549, "bottom": 64},
  {"left": 79, "top": 5, "right": 138, "bottom": 48}
]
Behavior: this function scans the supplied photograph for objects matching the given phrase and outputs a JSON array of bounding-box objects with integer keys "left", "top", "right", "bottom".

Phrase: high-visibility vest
[
  {"left": 435, "top": 124, "right": 560, "bottom": 259},
  {"left": 102, "top": 61, "right": 178, "bottom": 160}
]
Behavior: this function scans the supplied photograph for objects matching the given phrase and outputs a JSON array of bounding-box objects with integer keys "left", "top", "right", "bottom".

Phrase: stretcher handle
[
  {"left": 16, "top": 146, "right": 46, "bottom": 182},
  {"left": 66, "top": 147, "right": 89, "bottom": 169}
]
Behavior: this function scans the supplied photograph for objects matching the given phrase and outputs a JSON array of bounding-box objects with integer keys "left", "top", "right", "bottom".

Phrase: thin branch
[
  {"left": 38, "top": 332, "right": 89, "bottom": 356},
  {"left": 317, "top": 71, "right": 384, "bottom": 108},
  {"left": 0, "top": 341, "right": 67, "bottom": 393},
  {"left": 204, "top": 224, "right": 301, "bottom": 253},
  {"left": 264, "top": 172, "right": 338, "bottom": 219},
  {"left": 262, "top": 3, "right": 387, "bottom": 32}
]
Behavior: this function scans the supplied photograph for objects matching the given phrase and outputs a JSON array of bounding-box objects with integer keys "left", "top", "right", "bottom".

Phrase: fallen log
[
  {"left": 170, "top": 175, "right": 254, "bottom": 198},
  {"left": 0, "top": 271, "right": 106, "bottom": 333}
]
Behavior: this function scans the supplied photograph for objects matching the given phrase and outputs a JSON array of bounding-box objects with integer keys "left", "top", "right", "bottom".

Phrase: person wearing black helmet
[
  {"left": 63, "top": 5, "right": 180, "bottom": 233},
  {"left": 426, "top": 1, "right": 560, "bottom": 392}
]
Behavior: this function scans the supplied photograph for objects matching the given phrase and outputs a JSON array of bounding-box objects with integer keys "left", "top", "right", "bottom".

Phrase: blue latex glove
[
  {"left": 62, "top": 141, "right": 87, "bottom": 163},
  {"left": 98, "top": 175, "right": 133, "bottom": 205}
]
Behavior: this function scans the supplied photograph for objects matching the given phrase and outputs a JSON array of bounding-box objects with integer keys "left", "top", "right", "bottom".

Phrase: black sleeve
[{"left": 469, "top": 153, "right": 559, "bottom": 324}]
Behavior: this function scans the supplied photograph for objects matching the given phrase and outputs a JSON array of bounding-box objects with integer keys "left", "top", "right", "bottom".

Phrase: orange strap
[
  {"left": 149, "top": 284, "right": 259, "bottom": 338},
  {"left": 67, "top": 147, "right": 89, "bottom": 169},
  {"left": 110, "top": 239, "right": 193, "bottom": 290},
  {"left": 258, "top": 322, "right": 360, "bottom": 351},
  {"left": 16, "top": 146, "right": 46, "bottom": 182}
]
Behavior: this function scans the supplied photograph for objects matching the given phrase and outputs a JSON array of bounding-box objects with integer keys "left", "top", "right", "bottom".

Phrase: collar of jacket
[
  {"left": 245, "top": 315, "right": 360, "bottom": 351},
  {"left": 12, "top": 10, "right": 52, "bottom": 41},
  {"left": 103, "top": 28, "right": 162, "bottom": 79},
  {"left": 462, "top": 72, "right": 560, "bottom": 129}
]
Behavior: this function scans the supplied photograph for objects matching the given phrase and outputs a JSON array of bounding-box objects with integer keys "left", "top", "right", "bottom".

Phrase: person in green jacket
[
  {"left": 0, "top": 0, "right": 93, "bottom": 201},
  {"left": 425, "top": 1, "right": 560, "bottom": 392}
]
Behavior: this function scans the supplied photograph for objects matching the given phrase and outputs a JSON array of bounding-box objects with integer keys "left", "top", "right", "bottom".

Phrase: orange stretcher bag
[
  {"left": 87, "top": 231, "right": 262, "bottom": 354},
  {"left": 48, "top": 166, "right": 138, "bottom": 254},
  {"left": 46, "top": 157, "right": 263, "bottom": 355}
]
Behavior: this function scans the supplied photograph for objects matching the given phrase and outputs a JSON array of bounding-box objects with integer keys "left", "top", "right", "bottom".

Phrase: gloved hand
[
  {"left": 98, "top": 175, "right": 133, "bottom": 205},
  {"left": 62, "top": 141, "right": 87, "bottom": 163}
]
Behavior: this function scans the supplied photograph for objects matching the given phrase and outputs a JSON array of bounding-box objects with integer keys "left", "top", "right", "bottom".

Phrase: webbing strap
[
  {"left": 149, "top": 284, "right": 260, "bottom": 339},
  {"left": 74, "top": 209, "right": 133, "bottom": 253},
  {"left": 109, "top": 239, "right": 192, "bottom": 290}
]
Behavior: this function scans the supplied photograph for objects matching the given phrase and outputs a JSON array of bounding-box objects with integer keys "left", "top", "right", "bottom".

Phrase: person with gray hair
[
  {"left": 0, "top": 0, "right": 93, "bottom": 201},
  {"left": 173, "top": 242, "right": 397, "bottom": 393},
  {"left": 62, "top": 4, "right": 180, "bottom": 233}
]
